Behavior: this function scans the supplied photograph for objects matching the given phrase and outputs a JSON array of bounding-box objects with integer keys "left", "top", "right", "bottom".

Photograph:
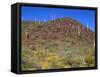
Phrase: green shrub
[{"left": 84, "top": 54, "right": 95, "bottom": 67}]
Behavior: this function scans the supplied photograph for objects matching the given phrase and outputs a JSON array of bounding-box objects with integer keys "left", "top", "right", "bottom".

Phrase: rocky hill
[{"left": 21, "top": 17, "right": 95, "bottom": 70}]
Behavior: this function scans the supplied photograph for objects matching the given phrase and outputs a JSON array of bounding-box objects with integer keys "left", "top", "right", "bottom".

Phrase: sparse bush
[
  {"left": 71, "top": 56, "right": 82, "bottom": 67},
  {"left": 84, "top": 54, "right": 95, "bottom": 67}
]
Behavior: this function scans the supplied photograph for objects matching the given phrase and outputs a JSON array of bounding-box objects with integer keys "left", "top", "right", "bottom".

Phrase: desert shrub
[
  {"left": 31, "top": 49, "right": 67, "bottom": 69},
  {"left": 62, "top": 55, "right": 72, "bottom": 66},
  {"left": 63, "top": 55, "right": 82, "bottom": 67},
  {"left": 71, "top": 56, "right": 82, "bottom": 67},
  {"left": 84, "top": 54, "right": 95, "bottom": 67},
  {"left": 44, "top": 54, "right": 65, "bottom": 69},
  {"left": 21, "top": 49, "right": 37, "bottom": 70},
  {"left": 21, "top": 48, "right": 71, "bottom": 70},
  {"left": 44, "top": 43, "right": 58, "bottom": 52}
]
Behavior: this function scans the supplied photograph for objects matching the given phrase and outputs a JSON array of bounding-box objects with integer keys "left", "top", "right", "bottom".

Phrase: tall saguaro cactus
[{"left": 78, "top": 25, "right": 80, "bottom": 36}]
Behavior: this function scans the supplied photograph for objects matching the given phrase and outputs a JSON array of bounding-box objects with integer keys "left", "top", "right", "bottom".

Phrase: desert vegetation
[{"left": 21, "top": 17, "right": 95, "bottom": 71}]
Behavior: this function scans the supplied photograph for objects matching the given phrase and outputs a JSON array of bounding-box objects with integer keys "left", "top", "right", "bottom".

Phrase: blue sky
[{"left": 21, "top": 6, "right": 96, "bottom": 31}]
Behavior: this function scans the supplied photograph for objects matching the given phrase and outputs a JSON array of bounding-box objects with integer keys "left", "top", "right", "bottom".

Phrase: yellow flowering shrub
[
  {"left": 22, "top": 48, "right": 94, "bottom": 70},
  {"left": 26, "top": 48, "right": 70, "bottom": 69},
  {"left": 39, "top": 61, "right": 50, "bottom": 69}
]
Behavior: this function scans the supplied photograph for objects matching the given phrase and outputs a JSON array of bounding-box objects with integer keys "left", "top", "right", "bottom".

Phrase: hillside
[{"left": 21, "top": 17, "right": 95, "bottom": 70}]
